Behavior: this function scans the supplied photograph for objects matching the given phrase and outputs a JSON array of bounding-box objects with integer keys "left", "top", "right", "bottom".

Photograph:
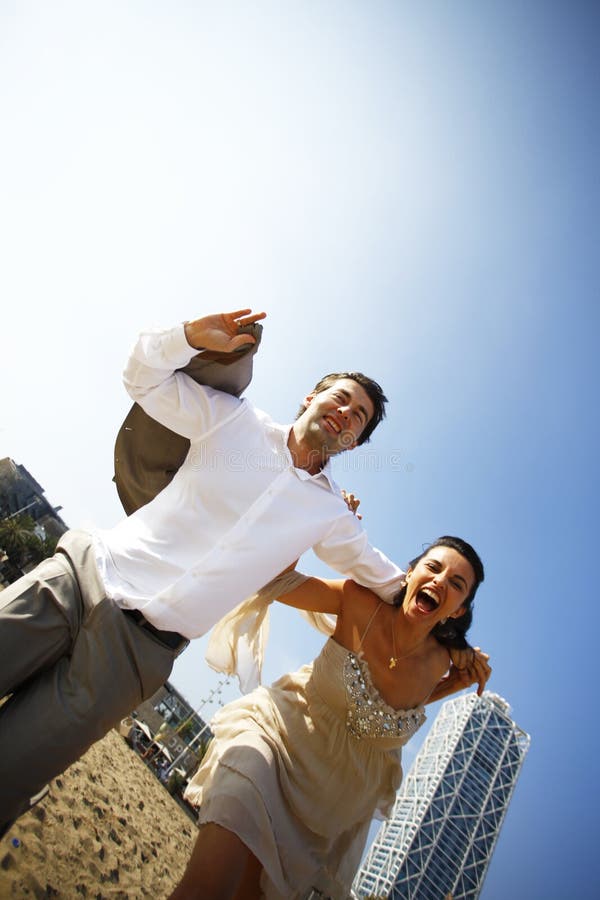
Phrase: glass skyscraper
[{"left": 353, "top": 691, "right": 530, "bottom": 900}]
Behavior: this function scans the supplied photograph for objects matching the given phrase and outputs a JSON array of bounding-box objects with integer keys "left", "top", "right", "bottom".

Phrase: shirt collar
[{"left": 266, "top": 419, "right": 338, "bottom": 490}]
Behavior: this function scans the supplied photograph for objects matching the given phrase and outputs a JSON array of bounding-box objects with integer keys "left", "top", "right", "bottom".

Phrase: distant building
[
  {"left": 135, "top": 681, "right": 212, "bottom": 775},
  {"left": 353, "top": 692, "right": 530, "bottom": 900},
  {"left": 0, "top": 457, "right": 68, "bottom": 584},
  {"left": 0, "top": 457, "right": 68, "bottom": 535}
]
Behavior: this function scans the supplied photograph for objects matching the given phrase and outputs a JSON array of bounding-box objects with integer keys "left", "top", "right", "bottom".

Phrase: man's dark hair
[{"left": 296, "top": 372, "right": 388, "bottom": 446}]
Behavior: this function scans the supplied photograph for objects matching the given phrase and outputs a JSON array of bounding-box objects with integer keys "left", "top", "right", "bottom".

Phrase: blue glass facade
[{"left": 354, "top": 692, "right": 529, "bottom": 900}]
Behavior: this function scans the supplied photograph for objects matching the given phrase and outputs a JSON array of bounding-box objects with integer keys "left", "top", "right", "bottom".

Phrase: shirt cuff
[{"left": 154, "top": 323, "right": 200, "bottom": 369}]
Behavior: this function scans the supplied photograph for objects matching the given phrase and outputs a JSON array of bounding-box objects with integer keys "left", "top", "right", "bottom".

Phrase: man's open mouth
[{"left": 323, "top": 415, "right": 341, "bottom": 434}]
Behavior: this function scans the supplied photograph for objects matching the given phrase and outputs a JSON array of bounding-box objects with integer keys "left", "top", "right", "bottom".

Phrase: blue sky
[{"left": 1, "top": 2, "right": 598, "bottom": 897}]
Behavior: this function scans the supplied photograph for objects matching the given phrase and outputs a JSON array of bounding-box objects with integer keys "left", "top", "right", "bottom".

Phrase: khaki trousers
[
  {"left": 1, "top": 325, "right": 263, "bottom": 822},
  {"left": 0, "top": 531, "right": 177, "bottom": 823}
]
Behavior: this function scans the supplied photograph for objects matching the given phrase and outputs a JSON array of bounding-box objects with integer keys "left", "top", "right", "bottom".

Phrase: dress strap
[{"left": 357, "top": 601, "right": 384, "bottom": 651}]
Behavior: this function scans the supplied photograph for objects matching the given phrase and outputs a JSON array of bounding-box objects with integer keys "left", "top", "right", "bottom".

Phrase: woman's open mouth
[{"left": 415, "top": 589, "right": 440, "bottom": 614}]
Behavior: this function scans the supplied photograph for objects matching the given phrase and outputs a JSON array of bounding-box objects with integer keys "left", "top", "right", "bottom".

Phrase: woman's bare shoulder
[
  {"left": 345, "top": 580, "right": 379, "bottom": 599},
  {"left": 426, "top": 637, "right": 452, "bottom": 675},
  {"left": 338, "top": 580, "right": 382, "bottom": 620}
]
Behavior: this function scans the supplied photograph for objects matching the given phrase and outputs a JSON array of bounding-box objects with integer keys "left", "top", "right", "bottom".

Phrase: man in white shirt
[{"left": 0, "top": 308, "right": 405, "bottom": 827}]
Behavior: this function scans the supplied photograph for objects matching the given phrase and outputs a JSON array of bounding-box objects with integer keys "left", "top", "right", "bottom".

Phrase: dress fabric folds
[{"left": 185, "top": 638, "right": 425, "bottom": 899}]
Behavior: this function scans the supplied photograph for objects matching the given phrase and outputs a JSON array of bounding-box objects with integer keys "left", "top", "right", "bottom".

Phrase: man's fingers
[
  {"left": 229, "top": 332, "right": 259, "bottom": 350},
  {"left": 447, "top": 646, "right": 491, "bottom": 696},
  {"left": 341, "top": 490, "right": 362, "bottom": 517},
  {"left": 222, "top": 309, "right": 267, "bottom": 336},
  {"left": 218, "top": 310, "right": 267, "bottom": 350},
  {"left": 226, "top": 308, "right": 253, "bottom": 318},
  {"left": 234, "top": 310, "right": 267, "bottom": 327},
  {"left": 471, "top": 656, "right": 492, "bottom": 696},
  {"left": 449, "top": 647, "right": 472, "bottom": 670}
]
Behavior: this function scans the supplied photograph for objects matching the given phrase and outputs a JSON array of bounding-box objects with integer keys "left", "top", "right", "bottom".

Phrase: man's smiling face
[{"left": 298, "top": 377, "right": 375, "bottom": 459}]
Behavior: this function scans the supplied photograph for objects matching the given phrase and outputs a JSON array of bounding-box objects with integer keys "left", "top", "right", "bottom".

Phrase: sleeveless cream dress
[{"left": 185, "top": 607, "right": 426, "bottom": 899}]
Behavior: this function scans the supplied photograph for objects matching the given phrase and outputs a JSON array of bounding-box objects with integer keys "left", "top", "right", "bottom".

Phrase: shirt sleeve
[
  {"left": 123, "top": 324, "right": 241, "bottom": 439},
  {"left": 313, "top": 512, "right": 406, "bottom": 603}
]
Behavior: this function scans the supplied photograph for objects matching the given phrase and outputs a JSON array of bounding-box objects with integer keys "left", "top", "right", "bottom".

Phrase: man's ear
[{"left": 302, "top": 392, "right": 315, "bottom": 411}]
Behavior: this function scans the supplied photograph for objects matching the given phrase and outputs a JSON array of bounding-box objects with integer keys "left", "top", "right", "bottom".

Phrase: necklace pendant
[{"left": 389, "top": 657, "right": 397, "bottom": 670}]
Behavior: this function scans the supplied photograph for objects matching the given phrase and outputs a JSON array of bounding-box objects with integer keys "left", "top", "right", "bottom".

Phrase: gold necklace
[
  {"left": 389, "top": 627, "right": 403, "bottom": 668},
  {"left": 389, "top": 620, "right": 424, "bottom": 669}
]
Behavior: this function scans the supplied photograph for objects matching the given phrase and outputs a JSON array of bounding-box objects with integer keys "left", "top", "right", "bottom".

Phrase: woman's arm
[
  {"left": 273, "top": 569, "right": 381, "bottom": 617},
  {"left": 274, "top": 576, "right": 348, "bottom": 615}
]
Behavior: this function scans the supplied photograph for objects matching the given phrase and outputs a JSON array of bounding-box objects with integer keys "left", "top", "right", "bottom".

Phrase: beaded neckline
[{"left": 340, "top": 644, "right": 426, "bottom": 741}]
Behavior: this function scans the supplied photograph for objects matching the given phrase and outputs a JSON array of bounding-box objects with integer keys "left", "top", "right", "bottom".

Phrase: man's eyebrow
[{"left": 336, "top": 388, "right": 368, "bottom": 423}]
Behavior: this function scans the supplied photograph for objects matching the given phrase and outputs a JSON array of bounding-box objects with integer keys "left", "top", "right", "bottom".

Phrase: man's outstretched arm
[
  {"left": 313, "top": 513, "right": 406, "bottom": 603},
  {"left": 123, "top": 309, "right": 266, "bottom": 436},
  {"left": 115, "top": 309, "right": 265, "bottom": 514}
]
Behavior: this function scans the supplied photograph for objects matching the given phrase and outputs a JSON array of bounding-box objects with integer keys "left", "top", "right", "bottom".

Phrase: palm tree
[{"left": 0, "top": 514, "right": 56, "bottom": 572}]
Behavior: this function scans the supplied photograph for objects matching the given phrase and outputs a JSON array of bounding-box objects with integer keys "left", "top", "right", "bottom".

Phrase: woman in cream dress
[{"left": 170, "top": 536, "right": 490, "bottom": 900}]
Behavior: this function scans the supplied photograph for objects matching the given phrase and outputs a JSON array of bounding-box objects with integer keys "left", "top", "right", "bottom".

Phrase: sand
[{"left": 0, "top": 730, "right": 198, "bottom": 899}]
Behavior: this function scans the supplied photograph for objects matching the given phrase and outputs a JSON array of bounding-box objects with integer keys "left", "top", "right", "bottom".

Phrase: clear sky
[{"left": 1, "top": 2, "right": 598, "bottom": 897}]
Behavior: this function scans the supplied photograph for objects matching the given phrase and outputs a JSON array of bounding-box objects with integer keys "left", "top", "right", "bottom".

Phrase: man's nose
[{"left": 337, "top": 405, "right": 351, "bottom": 420}]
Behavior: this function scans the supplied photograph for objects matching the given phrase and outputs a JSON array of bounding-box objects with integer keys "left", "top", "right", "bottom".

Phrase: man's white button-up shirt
[{"left": 94, "top": 324, "right": 405, "bottom": 638}]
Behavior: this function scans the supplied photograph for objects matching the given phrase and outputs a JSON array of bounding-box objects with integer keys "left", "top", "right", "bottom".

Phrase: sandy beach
[{"left": 0, "top": 729, "right": 198, "bottom": 899}]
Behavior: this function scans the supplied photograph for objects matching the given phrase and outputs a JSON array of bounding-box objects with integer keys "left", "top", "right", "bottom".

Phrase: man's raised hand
[{"left": 184, "top": 309, "right": 266, "bottom": 353}]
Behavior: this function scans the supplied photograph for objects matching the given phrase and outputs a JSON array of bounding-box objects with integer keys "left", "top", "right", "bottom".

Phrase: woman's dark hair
[{"left": 393, "top": 536, "right": 485, "bottom": 650}]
